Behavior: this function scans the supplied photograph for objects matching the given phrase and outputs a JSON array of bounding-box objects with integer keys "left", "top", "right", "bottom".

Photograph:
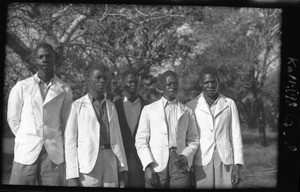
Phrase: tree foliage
[{"left": 5, "top": 3, "right": 281, "bottom": 145}]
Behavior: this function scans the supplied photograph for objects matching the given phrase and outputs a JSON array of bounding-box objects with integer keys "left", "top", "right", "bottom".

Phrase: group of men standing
[{"left": 7, "top": 42, "right": 244, "bottom": 189}]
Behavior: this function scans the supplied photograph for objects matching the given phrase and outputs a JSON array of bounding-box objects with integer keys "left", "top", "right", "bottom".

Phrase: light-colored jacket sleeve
[
  {"left": 181, "top": 109, "right": 199, "bottom": 169},
  {"left": 60, "top": 85, "right": 73, "bottom": 134},
  {"left": 135, "top": 106, "right": 155, "bottom": 170},
  {"left": 64, "top": 102, "right": 79, "bottom": 179},
  {"left": 230, "top": 100, "right": 244, "bottom": 165},
  {"left": 7, "top": 83, "right": 23, "bottom": 135}
]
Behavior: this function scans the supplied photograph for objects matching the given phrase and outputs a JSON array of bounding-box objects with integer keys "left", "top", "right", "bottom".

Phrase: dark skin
[
  {"left": 122, "top": 74, "right": 139, "bottom": 102},
  {"left": 68, "top": 69, "right": 128, "bottom": 187},
  {"left": 199, "top": 73, "right": 242, "bottom": 185},
  {"left": 88, "top": 69, "right": 109, "bottom": 100},
  {"left": 200, "top": 73, "right": 219, "bottom": 106},
  {"left": 35, "top": 47, "right": 55, "bottom": 84},
  {"left": 145, "top": 74, "right": 188, "bottom": 187}
]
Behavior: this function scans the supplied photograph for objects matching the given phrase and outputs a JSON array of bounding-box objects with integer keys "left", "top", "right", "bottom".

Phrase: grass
[
  {"left": 238, "top": 126, "right": 278, "bottom": 188},
  {"left": 1, "top": 126, "right": 278, "bottom": 188}
]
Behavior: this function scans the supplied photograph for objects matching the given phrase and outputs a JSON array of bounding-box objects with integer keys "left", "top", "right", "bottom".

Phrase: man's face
[
  {"left": 35, "top": 47, "right": 55, "bottom": 74},
  {"left": 89, "top": 69, "right": 109, "bottom": 94},
  {"left": 162, "top": 75, "right": 178, "bottom": 100},
  {"left": 123, "top": 74, "right": 139, "bottom": 96},
  {"left": 200, "top": 73, "right": 219, "bottom": 97}
]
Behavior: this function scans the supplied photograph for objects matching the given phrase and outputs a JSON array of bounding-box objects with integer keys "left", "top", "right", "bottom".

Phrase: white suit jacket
[
  {"left": 7, "top": 74, "right": 73, "bottom": 165},
  {"left": 186, "top": 93, "right": 244, "bottom": 166},
  {"left": 135, "top": 98, "right": 199, "bottom": 173},
  {"left": 64, "top": 94, "right": 128, "bottom": 179}
]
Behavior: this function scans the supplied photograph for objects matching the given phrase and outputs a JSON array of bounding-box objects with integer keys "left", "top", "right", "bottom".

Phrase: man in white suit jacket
[
  {"left": 64, "top": 64, "right": 128, "bottom": 188},
  {"left": 135, "top": 70, "right": 199, "bottom": 189},
  {"left": 186, "top": 66, "right": 244, "bottom": 188},
  {"left": 7, "top": 43, "right": 73, "bottom": 185}
]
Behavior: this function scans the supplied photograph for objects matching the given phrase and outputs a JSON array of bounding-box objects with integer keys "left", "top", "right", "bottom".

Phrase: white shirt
[
  {"left": 34, "top": 74, "right": 54, "bottom": 101},
  {"left": 123, "top": 96, "right": 142, "bottom": 135},
  {"left": 162, "top": 97, "right": 178, "bottom": 148},
  {"left": 207, "top": 94, "right": 221, "bottom": 129}
]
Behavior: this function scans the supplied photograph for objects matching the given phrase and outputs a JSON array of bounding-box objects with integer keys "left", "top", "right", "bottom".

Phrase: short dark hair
[
  {"left": 87, "top": 64, "right": 109, "bottom": 77},
  {"left": 34, "top": 42, "right": 55, "bottom": 56},
  {"left": 122, "top": 68, "right": 139, "bottom": 81},
  {"left": 199, "top": 66, "right": 219, "bottom": 82},
  {"left": 160, "top": 70, "right": 178, "bottom": 84}
]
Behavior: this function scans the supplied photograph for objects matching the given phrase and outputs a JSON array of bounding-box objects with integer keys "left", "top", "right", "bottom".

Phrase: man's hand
[
  {"left": 231, "top": 164, "right": 242, "bottom": 185},
  {"left": 119, "top": 171, "right": 128, "bottom": 188},
  {"left": 145, "top": 164, "right": 159, "bottom": 187},
  {"left": 174, "top": 155, "right": 188, "bottom": 170},
  {"left": 67, "top": 178, "right": 81, "bottom": 186}
]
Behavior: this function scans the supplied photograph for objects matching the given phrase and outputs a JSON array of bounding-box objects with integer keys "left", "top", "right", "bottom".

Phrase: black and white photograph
[{"left": 1, "top": 0, "right": 299, "bottom": 191}]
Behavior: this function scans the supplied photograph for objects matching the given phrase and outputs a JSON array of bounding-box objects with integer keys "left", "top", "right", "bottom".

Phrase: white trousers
[
  {"left": 79, "top": 149, "right": 118, "bottom": 187},
  {"left": 194, "top": 147, "right": 232, "bottom": 189}
]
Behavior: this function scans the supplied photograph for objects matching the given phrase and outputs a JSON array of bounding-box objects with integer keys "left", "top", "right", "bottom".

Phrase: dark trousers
[
  {"left": 9, "top": 147, "right": 63, "bottom": 186},
  {"left": 145, "top": 149, "right": 191, "bottom": 189},
  {"left": 127, "top": 152, "right": 145, "bottom": 188}
]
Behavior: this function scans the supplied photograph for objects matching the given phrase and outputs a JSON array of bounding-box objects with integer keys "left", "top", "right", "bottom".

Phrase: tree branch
[
  {"left": 6, "top": 31, "right": 32, "bottom": 63},
  {"left": 134, "top": 5, "right": 149, "bottom": 17},
  {"left": 59, "top": 14, "right": 87, "bottom": 44},
  {"left": 99, "top": 4, "right": 109, "bottom": 23}
]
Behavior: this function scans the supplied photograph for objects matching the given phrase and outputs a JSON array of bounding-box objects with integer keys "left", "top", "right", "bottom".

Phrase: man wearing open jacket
[
  {"left": 135, "top": 70, "right": 199, "bottom": 189},
  {"left": 64, "top": 64, "right": 128, "bottom": 188},
  {"left": 186, "top": 66, "right": 244, "bottom": 188},
  {"left": 7, "top": 42, "right": 73, "bottom": 186}
]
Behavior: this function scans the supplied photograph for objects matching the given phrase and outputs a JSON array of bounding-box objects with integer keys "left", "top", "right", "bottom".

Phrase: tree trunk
[
  {"left": 6, "top": 31, "right": 36, "bottom": 74},
  {"left": 257, "top": 98, "right": 267, "bottom": 146}
]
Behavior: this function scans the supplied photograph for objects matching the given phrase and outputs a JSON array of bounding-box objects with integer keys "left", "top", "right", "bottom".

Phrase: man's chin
[
  {"left": 96, "top": 88, "right": 105, "bottom": 93},
  {"left": 168, "top": 94, "right": 177, "bottom": 100},
  {"left": 206, "top": 92, "right": 217, "bottom": 97},
  {"left": 38, "top": 69, "right": 53, "bottom": 73}
]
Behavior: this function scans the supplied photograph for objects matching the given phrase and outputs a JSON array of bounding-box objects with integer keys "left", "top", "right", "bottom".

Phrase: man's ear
[
  {"left": 155, "top": 80, "right": 163, "bottom": 93},
  {"left": 159, "top": 83, "right": 163, "bottom": 91}
]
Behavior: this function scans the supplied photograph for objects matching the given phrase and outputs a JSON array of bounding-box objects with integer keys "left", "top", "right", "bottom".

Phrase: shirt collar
[
  {"left": 162, "top": 96, "right": 177, "bottom": 108},
  {"left": 123, "top": 96, "right": 140, "bottom": 104},
  {"left": 34, "top": 73, "right": 55, "bottom": 86},
  {"left": 88, "top": 92, "right": 106, "bottom": 105},
  {"left": 207, "top": 92, "right": 221, "bottom": 106}
]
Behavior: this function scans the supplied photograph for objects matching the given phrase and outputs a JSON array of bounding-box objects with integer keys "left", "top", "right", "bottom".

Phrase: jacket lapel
[
  {"left": 106, "top": 100, "right": 113, "bottom": 124},
  {"left": 196, "top": 93, "right": 211, "bottom": 115},
  {"left": 213, "top": 94, "right": 229, "bottom": 118},
  {"left": 28, "top": 77, "right": 44, "bottom": 107},
  {"left": 44, "top": 77, "right": 64, "bottom": 105},
  {"left": 177, "top": 102, "right": 186, "bottom": 122},
  {"left": 175, "top": 102, "right": 187, "bottom": 139},
  {"left": 152, "top": 98, "right": 166, "bottom": 121},
  {"left": 107, "top": 100, "right": 118, "bottom": 148},
  {"left": 82, "top": 94, "right": 100, "bottom": 139}
]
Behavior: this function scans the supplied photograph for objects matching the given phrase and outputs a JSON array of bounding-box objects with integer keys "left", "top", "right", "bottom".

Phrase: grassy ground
[
  {"left": 2, "top": 126, "right": 278, "bottom": 187},
  {"left": 238, "top": 126, "right": 278, "bottom": 188}
]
